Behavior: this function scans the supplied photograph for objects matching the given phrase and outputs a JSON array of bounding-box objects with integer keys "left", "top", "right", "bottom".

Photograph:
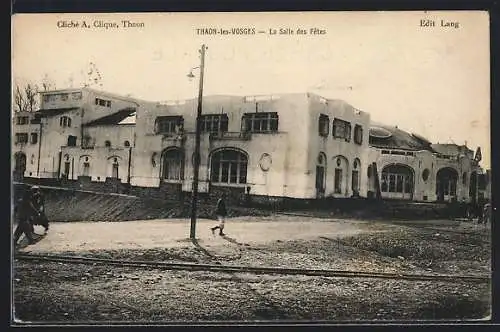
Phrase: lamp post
[{"left": 189, "top": 44, "right": 207, "bottom": 240}]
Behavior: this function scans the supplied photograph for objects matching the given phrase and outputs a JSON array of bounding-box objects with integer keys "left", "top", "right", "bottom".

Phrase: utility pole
[{"left": 190, "top": 44, "right": 207, "bottom": 239}]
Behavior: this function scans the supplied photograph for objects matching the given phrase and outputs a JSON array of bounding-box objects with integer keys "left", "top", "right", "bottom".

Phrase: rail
[{"left": 16, "top": 253, "right": 490, "bottom": 284}]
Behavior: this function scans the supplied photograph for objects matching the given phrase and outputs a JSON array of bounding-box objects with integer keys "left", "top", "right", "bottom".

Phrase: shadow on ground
[{"left": 15, "top": 233, "right": 47, "bottom": 250}]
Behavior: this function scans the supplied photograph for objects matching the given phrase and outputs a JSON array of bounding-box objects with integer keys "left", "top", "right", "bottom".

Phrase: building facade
[
  {"left": 12, "top": 111, "right": 41, "bottom": 180},
  {"left": 367, "top": 124, "right": 484, "bottom": 203},
  {"left": 13, "top": 87, "right": 489, "bottom": 205},
  {"left": 12, "top": 87, "right": 142, "bottom": 182},
  {"left": 131, "top": 93, "right": 370, "bottom": 200}
]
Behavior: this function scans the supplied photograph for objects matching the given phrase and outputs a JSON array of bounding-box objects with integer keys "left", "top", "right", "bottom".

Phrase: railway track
[{"left": 16, "top": 253, "right": 490, "bottom": 284}]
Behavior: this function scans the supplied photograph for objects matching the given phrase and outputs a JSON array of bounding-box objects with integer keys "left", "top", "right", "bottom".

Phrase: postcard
[{"left": 11, "top": 11, "right": 491, "bottom": 325}]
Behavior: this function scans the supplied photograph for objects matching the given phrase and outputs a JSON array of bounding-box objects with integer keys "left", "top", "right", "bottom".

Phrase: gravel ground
[{"left": 12, "top": 217, "right": 491, "bottom": 323}]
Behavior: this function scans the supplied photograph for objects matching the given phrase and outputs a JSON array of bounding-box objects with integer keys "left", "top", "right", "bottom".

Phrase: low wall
[{"left": 14, "top": 178, "right": 465, "bottom": 221}]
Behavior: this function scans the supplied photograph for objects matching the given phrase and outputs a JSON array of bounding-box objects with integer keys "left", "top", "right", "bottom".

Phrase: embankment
[{"left": 12, "top": 184, "right": 270, "bottom": 222}]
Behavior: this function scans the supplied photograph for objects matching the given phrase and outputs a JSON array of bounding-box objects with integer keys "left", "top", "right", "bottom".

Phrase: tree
[
  {"left": 14, "top": 82, "right": 38, "bottom": 112},
  {"left": 83, "top": 62, "right": 103, "bottom": 88},
  {"left": 13, "top": 75, "right": 56, "bottom": 112}
]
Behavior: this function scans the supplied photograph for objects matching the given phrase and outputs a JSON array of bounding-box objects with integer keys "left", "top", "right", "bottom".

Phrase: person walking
[
  {"left": 13, "top": 186, "right": 38, "bottom": 246},
  {"left": 482, "top": 201, "right": 492, "bottom": 226},
  {"left": 211, "top": 194, "right": 227, "bottom": 236},
  {"left": 30, "top": 186, "right": 49, "bottom": 233}
]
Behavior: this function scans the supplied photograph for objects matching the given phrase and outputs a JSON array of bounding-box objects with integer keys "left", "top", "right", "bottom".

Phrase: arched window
[
  {"left": 124, "top": 140, "right": 131, "bottom": 147},
  {"left": 105, "top": 140, "right": 111, "bottom": 147},
  {"left": 210, "top": 149, "right": 248, "bottom": 184},
  {"left": 333, "top": 155, "right": 349, "bottom": 195},
  {"left": 161, "top": 148, "right": 184, "bottom": 181},
  {"left": 381, "top": 164, "right": 414, "bottom": 200},
  {"left": 352, "top": 158, "right": 361, "bottom": 194},
  {"left": 60, "top": 116, "right": 72, "bottom": 128}
]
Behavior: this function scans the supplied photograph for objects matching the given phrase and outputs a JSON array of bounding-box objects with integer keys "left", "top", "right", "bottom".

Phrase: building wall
[
  {"left": 83, "top": 125, "right": 135, "bottom": 148},
  {"left": 40, "top": 88, "right": 141, "bottom": 124},
  {"left": 132, "top": 94, "right": 312, "bottom": 198},
  {"left": 35, "top": 88, "right": 141, "bottom": 178},
  {"left": 12, "top": 112, "right": 41, "bottom": 178},
  {"left": 368, "top": 147, "right": 480, "bottom": 202},
  {"left": 38, "top": 108, "right": 82, "bottom": 178},
  {"left": 305, "top": 94, "right": 371, "bottom": 199},
  {"left": 79, "top": 89, "right": 140, "bottom": 124},
  {"left": 60, "top": 146, "right": 132, "bottom": 183}
]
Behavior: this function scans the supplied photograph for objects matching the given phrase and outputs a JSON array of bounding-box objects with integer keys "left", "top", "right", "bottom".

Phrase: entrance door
[
  {"left": 436, "top": 167, "right": 458, "bottom": 202},
  {"left": 316, "top": 165, "right": 325, "bottom": 198},
  {"left": 64, "top": 162, "right": 70, "bottom": 179}
]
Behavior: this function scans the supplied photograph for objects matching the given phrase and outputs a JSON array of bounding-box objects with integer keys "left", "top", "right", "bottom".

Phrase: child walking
[{"left": 211, "top": 194, "right": 227, "bottom": 236}]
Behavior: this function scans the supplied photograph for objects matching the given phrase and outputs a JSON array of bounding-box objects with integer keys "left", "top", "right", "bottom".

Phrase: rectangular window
[
  {"left": 72, "top": 92, "right": 82, "bottom": 100},
  {"left": 60, "top": 93, "right": 68, "bottom": 101},
  {"left": 332, "top": 118, "right": 351, "bottom": 141},
  {"left": 354, "top": 124, "right": 363, "bottom": 145},
  {"left": 388, "top": 174, "right": 396, "bottom": 192},
  {"left": 381, "top": 173, "right": 388, "bottom": 192},
  {"left": 95, "top": 98, "right": 111, "bottom": 107},
  {"left": 229, "top": 162, "right": 238, "bottom": 183},
  {"left": 200, "top": 114, "right": 229, "bottom": 135},
  {"left": 221, "top": 164, "right": 229, "bottom": 183},
  {"left": 404, "top": 177, "right": 413, "bottom": 194},
  {"left": 318, "top": 114, "right": 329, "bottom": 137},
  {"left": 241, "top": 112, "right": 279, "bottom": 133},
  {"left": 30, "top": 133, "right": 38, "bottom": 144},
  {"left": 239, "top": 163, "right": 247, "bottom": 184},
  {"left": 334, "top": 168, "right": 343, "bottom": 193},
  {"left": 15, "top": 133, "right": 28, "bottom": 144},
  {"left": 16, "top": 116, "right": 29, "bottom": 125},
  {"left": 396, "top": 175, "right": 404, "bottom": 193},
  {"left": 155, "top": 116, "right": 184, "bottom": 134},
  {"left": 211, "top": 161, "right": 220, "bottom": 183}
]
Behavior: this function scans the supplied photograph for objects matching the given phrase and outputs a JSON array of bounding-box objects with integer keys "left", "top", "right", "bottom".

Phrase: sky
[{"left": 12, "top": 11, "right": 491, "bottom": 168}]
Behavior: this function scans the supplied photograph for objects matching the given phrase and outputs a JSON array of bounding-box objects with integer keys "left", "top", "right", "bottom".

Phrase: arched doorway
[
  {"left": 469, "top": 171, "right": 478, "bottom": 204},
  {"left": 380, "top": 164, "right": 414, "bottom": 200},
  {"left": 351, "top": 158, "right": 361, "bottom": 196},
  {"left": 14, "top": 152, "right": 26, "bottom": 181},
  {"left": 332, "top": 155, "right": 349, "bottom": 196},
  {"left": 436, "top": 167, "right": 458, "bottom": 202},
  {"left": 107, "top": 156, "right": 122, "bottom": 179},
  {"left": 315, "top": 152, "right": 327, "bottom": 198}
]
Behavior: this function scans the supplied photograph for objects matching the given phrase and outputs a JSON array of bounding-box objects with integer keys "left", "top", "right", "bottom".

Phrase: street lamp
[{"left": 189, "top": 44, "right": 207, "bottom": 240}]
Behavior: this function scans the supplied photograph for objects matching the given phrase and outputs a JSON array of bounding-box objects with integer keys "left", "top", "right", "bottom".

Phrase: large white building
[
  {"left": 12, "top": 87, "right": 489, "bottom": 205},
  {"left": 131, "top": 93, "right": 370, "bottom": 202}
]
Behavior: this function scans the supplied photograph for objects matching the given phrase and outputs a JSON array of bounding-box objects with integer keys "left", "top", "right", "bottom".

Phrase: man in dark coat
[
  {"left": 30, "top": 186, "right": 49, "bottom": 232},
  {"left": 13, "top": 187, "right": 38, "bottom": 245},
  {"left": 211, "top": 194, "right": 227, "bottom": 236}
]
